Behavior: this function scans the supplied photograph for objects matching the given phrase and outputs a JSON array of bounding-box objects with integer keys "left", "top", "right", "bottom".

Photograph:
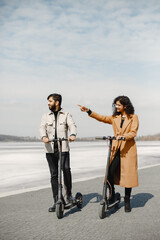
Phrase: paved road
[{"left": 0, "top": 166, "right": 160, "bottom": 240}]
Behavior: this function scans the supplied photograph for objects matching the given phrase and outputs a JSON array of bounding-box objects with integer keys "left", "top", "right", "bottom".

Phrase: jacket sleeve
[
  {"left": 89, "top": 111, "right": 113, "bottom": 124},
  {"left": 123, "top": 115, "right": 139, "bottom": 140},
  {"left": 39, "top": 114, "right": 47, "bottom": 139},
  {"left": 66, "top": 113, "right": 77, "bottom": 136}
]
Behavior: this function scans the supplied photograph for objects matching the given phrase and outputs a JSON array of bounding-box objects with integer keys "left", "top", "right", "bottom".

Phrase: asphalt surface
[{"left": 0, "top": 166, "right": 160, "bottom": 240}]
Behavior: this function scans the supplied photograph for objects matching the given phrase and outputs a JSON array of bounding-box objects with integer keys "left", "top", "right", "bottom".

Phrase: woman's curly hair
[{"left": 112, "top": 96, "right": 135, "bottom": 116}]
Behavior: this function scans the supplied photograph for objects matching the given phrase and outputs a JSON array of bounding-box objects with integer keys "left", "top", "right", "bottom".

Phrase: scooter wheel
[
  {"left": 56, "top": 202, "right": 64, "bottom": 219},
  {"left": 98, "top": 202, "right": 106, "bottom": 219},
  {"left": 75, "top": 192, "right": 83, "bottom": 209}
]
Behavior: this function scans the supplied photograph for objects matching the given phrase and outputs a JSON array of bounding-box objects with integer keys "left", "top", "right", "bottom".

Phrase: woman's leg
[
  {"left": 125, "top": 187, "right": 132, "bottom": 198},
  {"left": 108, "top": 149, "right": 120, "bottom": 202},
  {"left": 124, "top": 188, "right": 132, "bottom": 212}
]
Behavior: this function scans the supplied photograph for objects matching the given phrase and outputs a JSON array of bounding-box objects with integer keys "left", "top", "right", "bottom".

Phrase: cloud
[
  {"left": 1, "top": 0, "right": 160, "bottom": 65},
  {"left": 0, "top": 0, "right": 160, "bottom": 137}
]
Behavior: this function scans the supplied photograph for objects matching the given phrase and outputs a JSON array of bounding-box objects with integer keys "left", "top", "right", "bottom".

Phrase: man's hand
[
  {"left": 68, "top": 135, "right": 76, "bottom": 142},
  {"left": 42, "top": 137, "right": 49, "bottom": 143}
]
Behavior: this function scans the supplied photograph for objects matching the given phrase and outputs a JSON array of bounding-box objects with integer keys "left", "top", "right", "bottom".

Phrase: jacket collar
[{"left": 48, "top": 108, "right": 65, "bottom": 115}]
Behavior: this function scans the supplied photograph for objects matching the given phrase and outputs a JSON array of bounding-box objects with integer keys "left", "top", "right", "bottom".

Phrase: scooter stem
[
  {"left": 58, "top": 140, "right": 63, "bottom": 200},
  {"left": 103, "top": 138, "right": 112, "bottom": 199}
]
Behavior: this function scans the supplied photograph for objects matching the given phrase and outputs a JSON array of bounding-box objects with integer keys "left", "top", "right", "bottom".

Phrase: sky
[{"left": 0, "top": 0, "right": 160, "bottom": 138}]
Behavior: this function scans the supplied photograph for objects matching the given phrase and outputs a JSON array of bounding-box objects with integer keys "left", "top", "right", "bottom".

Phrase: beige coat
[
  {"left": 40, "top": 108, "right": 77, "bottom": 153},
  {"left": 90, "top": 111, "right": 139, "bottom": 188}
]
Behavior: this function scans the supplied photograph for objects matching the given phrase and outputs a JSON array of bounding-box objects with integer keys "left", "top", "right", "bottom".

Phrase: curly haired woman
[{"left": 78, "top": 96, "right": 139, "bottom": 212}]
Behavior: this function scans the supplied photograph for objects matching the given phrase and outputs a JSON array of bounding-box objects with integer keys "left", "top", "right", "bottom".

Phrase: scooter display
[
  {"left": 97, "top": 136, "right": 125, "bottom": 219},
  {"left": 50, "top": 138, "right": 83, "bottom": 219}
]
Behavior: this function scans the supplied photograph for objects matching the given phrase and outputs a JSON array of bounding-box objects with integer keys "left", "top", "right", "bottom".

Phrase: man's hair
[
  {"left": 47, "top": 93, "right": 62, "bottom": 106},
  {"left": 112, "top": 95, "right": 134, "bottom": 116}
]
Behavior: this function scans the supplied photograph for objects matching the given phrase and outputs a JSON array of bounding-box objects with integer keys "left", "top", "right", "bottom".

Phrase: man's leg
[
  {"left": 46, "top": 150, "right": 59, "bottom": 211},
  {"left": 62, "top": 152, "right": 73, "bottom": 202}
]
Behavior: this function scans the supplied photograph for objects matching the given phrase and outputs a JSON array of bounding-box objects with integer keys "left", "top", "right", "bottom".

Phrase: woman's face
[{"left": 115, "top": 100, "right": 125, "bottom": 114}]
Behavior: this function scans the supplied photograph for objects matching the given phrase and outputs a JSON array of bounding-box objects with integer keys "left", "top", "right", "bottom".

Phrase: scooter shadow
[
  {"left": 82, "top": 192, "right": 102, "bottom": 207},
  {"left": 63, "top": 205, "right": 82, "bottom": 217},
  {"left": 63, "top": 193, "right": 102, "bottom": 218}
]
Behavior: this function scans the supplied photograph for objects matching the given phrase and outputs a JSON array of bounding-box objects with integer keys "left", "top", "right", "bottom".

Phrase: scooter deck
[
  {"left": 100, "top": 192, "right": 121, "bottom": 210},
  {"left": 64, "top": 200, "right": 80, "bottom": 209},
  {"left": 108, "top": 192, "right": 120, "bottom": 208},
  {"left": 107, "top": 199, "right": 120, "bottom": 210}
]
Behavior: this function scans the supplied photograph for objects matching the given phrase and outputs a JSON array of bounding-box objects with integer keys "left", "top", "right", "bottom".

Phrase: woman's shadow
[
  {"left": 63, "top": 192, "right": 153, "bottom": 217},
  {"left": 131, "top": 193, "right": 154, "bottom": 208},
  {"left": 81, "top": 192, "right": 154, "bottom": 209}
]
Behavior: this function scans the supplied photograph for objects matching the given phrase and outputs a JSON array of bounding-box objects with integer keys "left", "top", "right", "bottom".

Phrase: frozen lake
[{"left": 0, "top": 141, "right": 160, "bottom": 197}]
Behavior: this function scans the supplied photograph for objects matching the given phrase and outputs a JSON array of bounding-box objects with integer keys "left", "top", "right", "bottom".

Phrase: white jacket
[{"left": 40, "top": 108, "right": 77, "bottom": 153}]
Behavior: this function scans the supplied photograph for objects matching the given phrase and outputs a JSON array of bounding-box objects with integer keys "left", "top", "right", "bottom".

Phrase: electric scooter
[
  {"left": 50, "top": 138, "right": 83, "bottom": 219},
  {"left": 97, "top": 136, "right": 125, "bottom": 219}
]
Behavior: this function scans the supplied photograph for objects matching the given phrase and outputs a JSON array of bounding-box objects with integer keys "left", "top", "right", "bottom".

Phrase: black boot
[
  {"left": 48, "top": 203, "right": 56, "bottom": 212},
  {"left": 66, "top": 194, "right": 75, "bottom": 204},
  {"left": 124, "top": 196, "right": 131, "bottom": 212},
  {"left": 48, "top": 195, "right": 58, "bottom": 212}
]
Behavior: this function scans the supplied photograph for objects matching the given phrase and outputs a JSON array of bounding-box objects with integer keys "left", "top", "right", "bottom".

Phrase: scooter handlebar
[
  {"left": 96, "top": 136, "right": 125, "bottom": 141},
  {"left": 49, "top": 138, "right": 69, "bottom": 142}
]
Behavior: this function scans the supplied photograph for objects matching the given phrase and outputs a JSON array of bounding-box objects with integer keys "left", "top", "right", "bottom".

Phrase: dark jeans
[
  {"left": 46, "top": 150, "right": 72, "bottom": 201},
  {"left": 108, "top": 149, "right": 132, "bottom": 197}
]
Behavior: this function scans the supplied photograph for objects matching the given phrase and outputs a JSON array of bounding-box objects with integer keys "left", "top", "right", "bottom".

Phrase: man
[{"left": 40, "top": 93, "right": 77, "bottom": 212}]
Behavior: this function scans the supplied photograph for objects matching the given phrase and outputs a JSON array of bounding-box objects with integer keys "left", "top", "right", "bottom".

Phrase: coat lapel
[
  {"left": 114, "top": 115, "right": 122, "bottom": 133},
  {"left": 114, "top": 115, "right": 132, "bottom": 134},
  {"left": 121, "top": 115, "right": 132, "bottom": 134}
]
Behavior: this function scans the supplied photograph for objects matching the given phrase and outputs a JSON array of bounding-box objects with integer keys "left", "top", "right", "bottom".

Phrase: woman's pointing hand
[{"left": 77, "top": 104, "right": 89, "bottom": 112}]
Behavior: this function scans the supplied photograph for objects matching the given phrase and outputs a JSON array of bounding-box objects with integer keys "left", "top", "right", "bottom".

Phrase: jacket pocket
[
  {"left": 47, "top": 123, "right": 53, "bottom": 126},
  {"left": 46, "top": 123, "right": 53, "bottom": 133},
  {"left": 59, "top": 122, "right": 67, "bottom": 131}
]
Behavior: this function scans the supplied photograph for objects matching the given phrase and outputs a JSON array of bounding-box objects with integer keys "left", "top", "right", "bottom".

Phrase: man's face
[{"left": 48, "top": 97, "right": 56, "bottom": 110}]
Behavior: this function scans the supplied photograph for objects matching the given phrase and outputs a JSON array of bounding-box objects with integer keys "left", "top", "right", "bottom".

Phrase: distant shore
[
  {"left": 0, "top": 134, "right": 40, "bottom": 142},
  {"left": 0, "top": 133, "right": 160, "bottom": 142}
]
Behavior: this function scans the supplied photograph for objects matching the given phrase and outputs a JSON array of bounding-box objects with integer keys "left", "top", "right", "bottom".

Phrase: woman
[{"left": 78, "top": 95, "right": 139, "bottom": 212}]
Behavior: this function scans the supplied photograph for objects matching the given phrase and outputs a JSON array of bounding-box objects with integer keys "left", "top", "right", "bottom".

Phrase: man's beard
[{"left": 50, "top": 103, "right": 56, "bottom": 112}]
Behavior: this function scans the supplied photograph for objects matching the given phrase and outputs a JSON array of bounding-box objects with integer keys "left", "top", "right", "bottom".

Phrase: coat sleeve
[
  {"left": 89, "top": 111, "right": 113, "bottom": 124},
  {"left": 66, "top": 113, "right": 77, "bottom": 136},
  {"left": 39, "top": 114, "right": 47, "bottom": 139},
  {"left": 123, "top": 115, "right": 139, "bottom": 140}
]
